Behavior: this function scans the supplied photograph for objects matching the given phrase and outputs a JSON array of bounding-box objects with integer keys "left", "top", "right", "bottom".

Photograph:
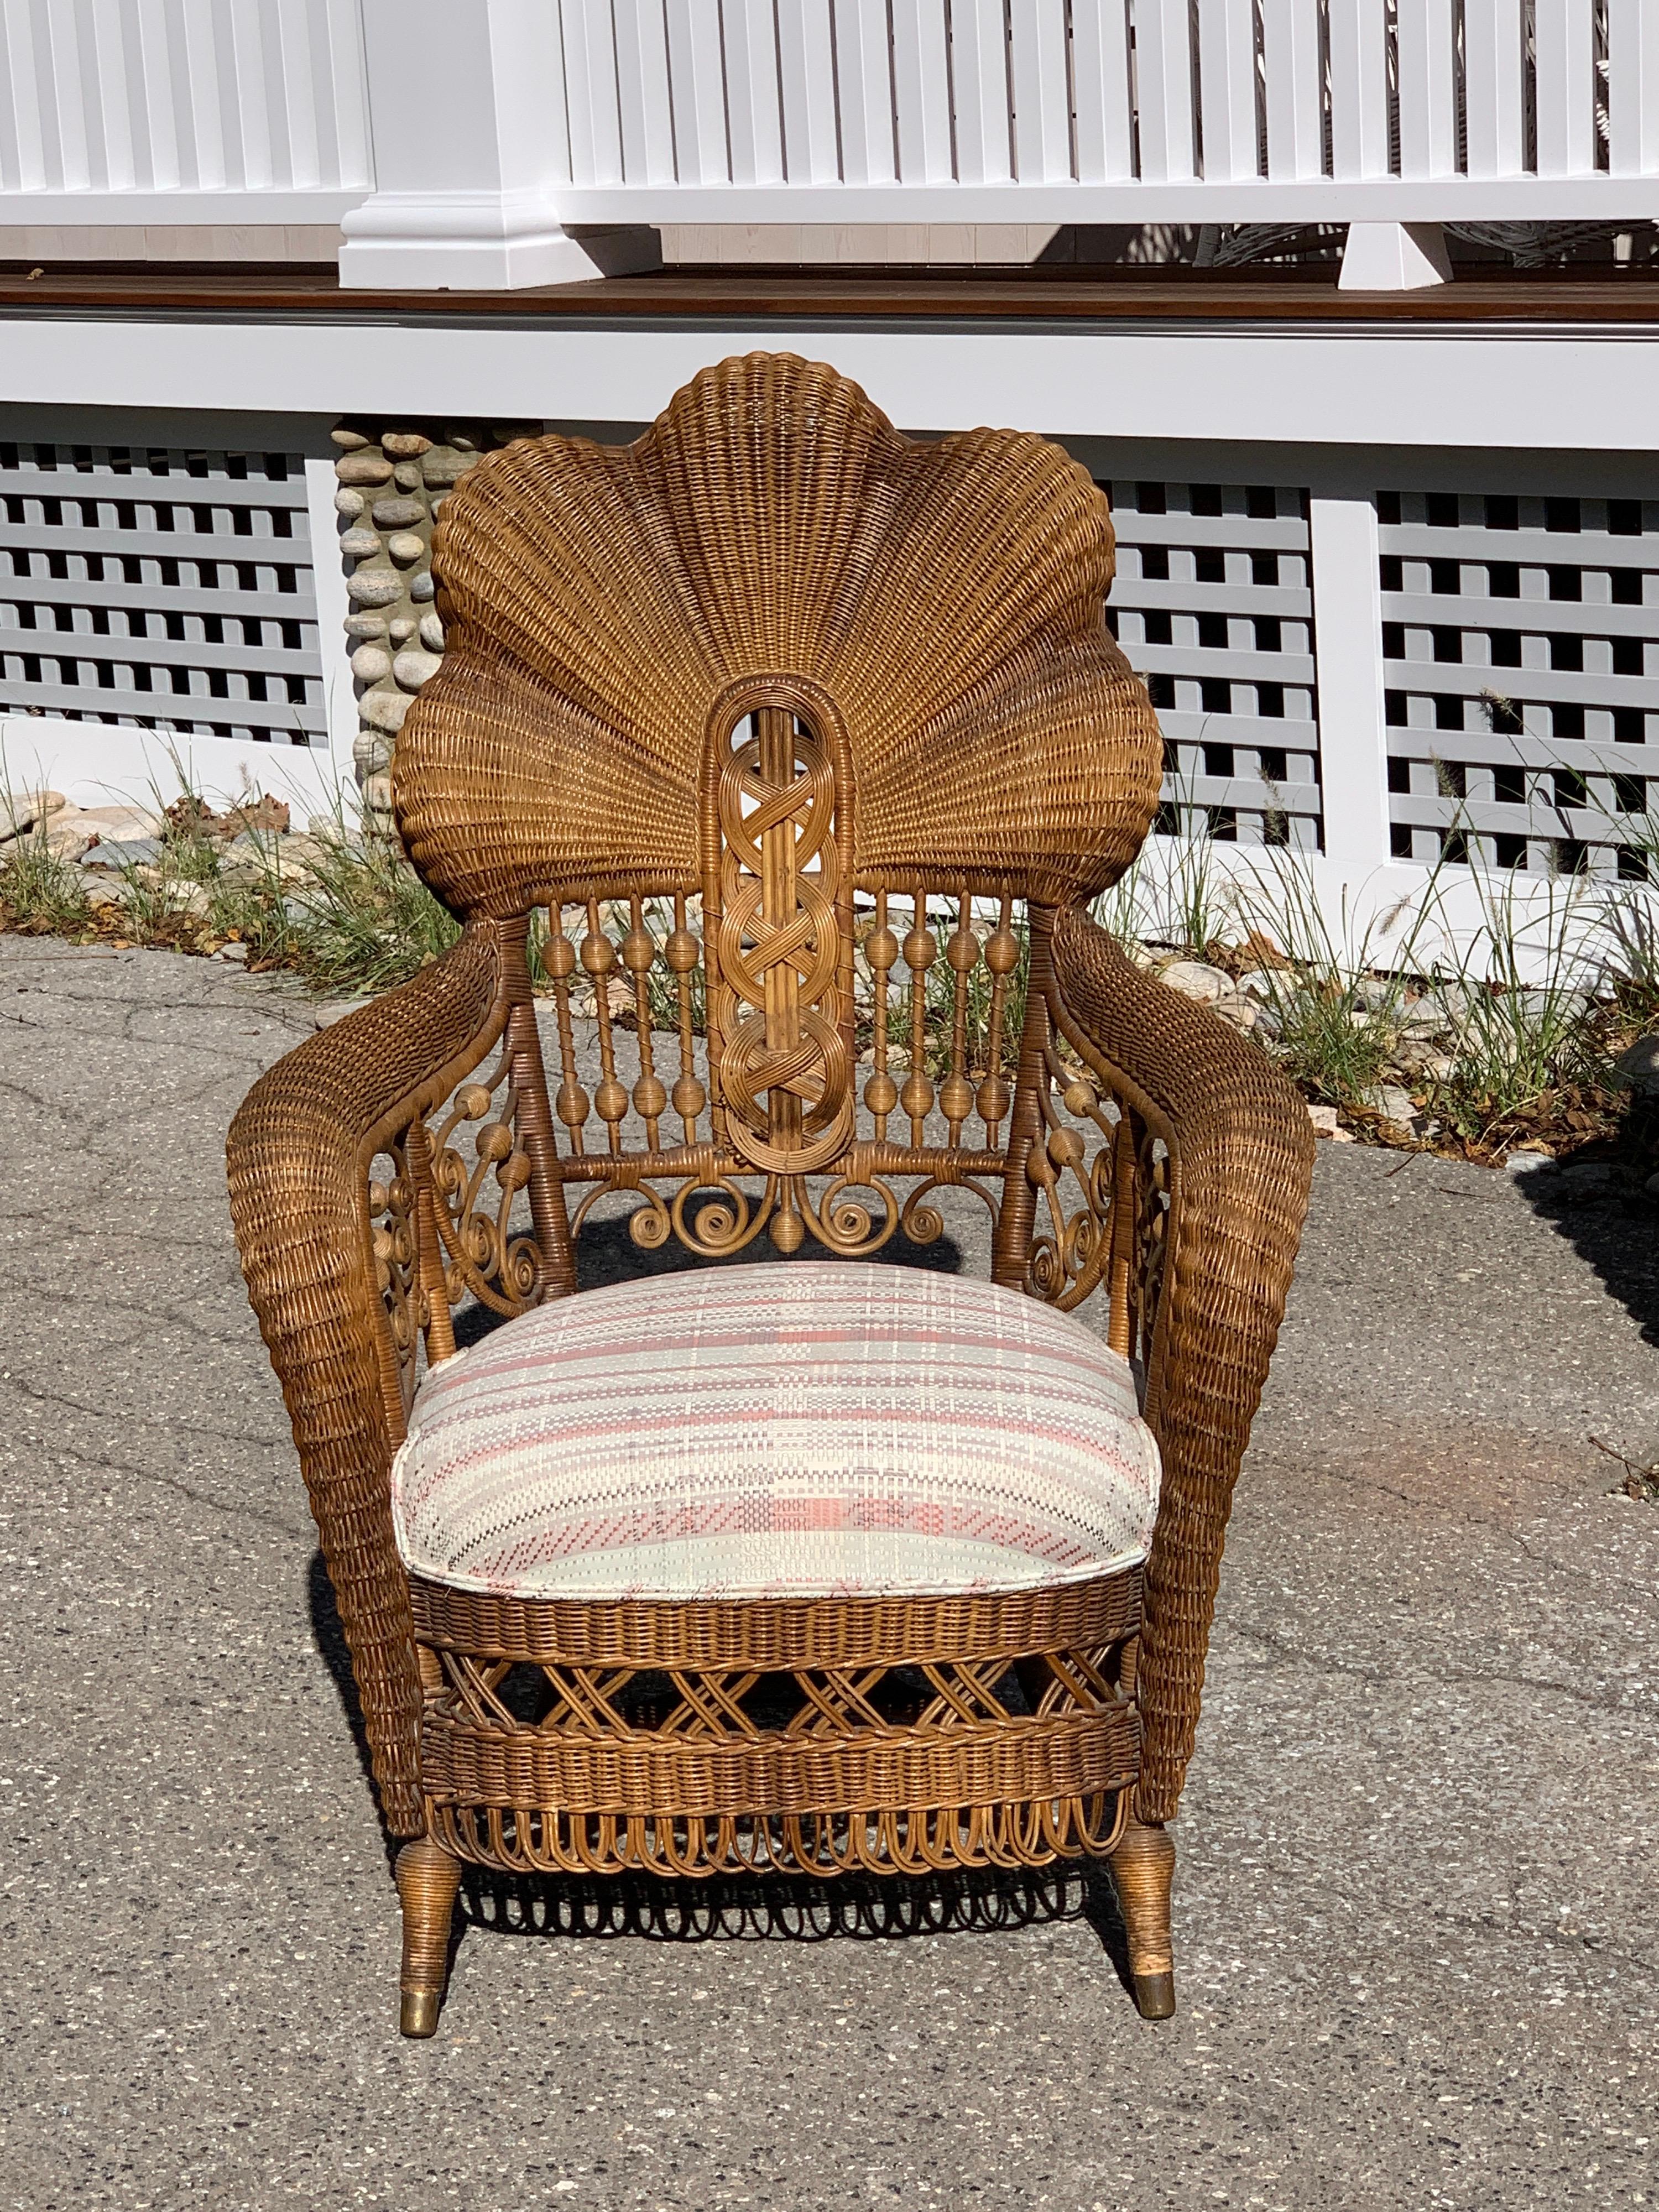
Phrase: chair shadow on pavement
[
  {"left": 305, "top": 1551, "right": 1139, "bottom": 2003},
  {"left": 1515, "top": 1163, "right": 1659, "bottom": 1353}
]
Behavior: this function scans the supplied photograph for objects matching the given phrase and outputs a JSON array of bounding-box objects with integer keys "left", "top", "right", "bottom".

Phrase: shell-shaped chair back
[
  {"left": 394, "top": 352, "right": 1162, "bottom": 1214},
  {"left": 398, "top": 352, "right": 1161, "bottom": 914}
]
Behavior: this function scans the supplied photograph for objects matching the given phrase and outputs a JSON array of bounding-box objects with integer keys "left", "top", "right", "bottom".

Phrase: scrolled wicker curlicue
[{"left": 227, "top": 353, "right": 1313, "bottom": 2036}]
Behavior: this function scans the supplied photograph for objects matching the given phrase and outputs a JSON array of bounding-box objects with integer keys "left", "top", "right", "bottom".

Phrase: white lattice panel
[
  {"left": 1102, "top": 476, "right": 1322, "bottom": 851},
  {"left": 0, "top": 441, "right": 326, "bottom": 747},
  {"left": 1380, "top": 487, "right": 1658, "bottom": 877}
]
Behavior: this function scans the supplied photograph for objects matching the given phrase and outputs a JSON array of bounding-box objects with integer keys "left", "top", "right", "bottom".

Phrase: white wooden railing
[
  {"left": 340, "top": 0, "right": 1659, "bottom": 286},
  {"left": 548, "top": 0, "right": 1651, "bottom": 206},
  {"left": 0, "top": 0, "right": 370, "bottom": 222},
  {"left": 0, "top": 3, "right": 1656, "bottom": 281}
]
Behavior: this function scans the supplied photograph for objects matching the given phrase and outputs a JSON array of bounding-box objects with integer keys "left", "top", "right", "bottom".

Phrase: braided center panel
[{"left": 709, "top": 705, "right": 852, "bottom": 1182}]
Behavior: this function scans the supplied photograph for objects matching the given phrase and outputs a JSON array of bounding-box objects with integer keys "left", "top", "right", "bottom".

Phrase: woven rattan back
[
  {"left": 399, "top": 352, "right": 1159, "bottom": 917},
  {"left": 380, "top": 351, "right": 1162, "bottom": 1291}
]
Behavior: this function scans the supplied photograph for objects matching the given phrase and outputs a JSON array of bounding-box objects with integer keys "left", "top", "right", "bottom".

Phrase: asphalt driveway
[{"left": 2, "top": 936, "right": 1656, "bottom": 2210}]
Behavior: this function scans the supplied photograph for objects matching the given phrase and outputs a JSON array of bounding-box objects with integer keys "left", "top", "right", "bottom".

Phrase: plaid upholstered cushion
[{"left": 391, "top": 1262, "right": 1160, "bottom": 1603}]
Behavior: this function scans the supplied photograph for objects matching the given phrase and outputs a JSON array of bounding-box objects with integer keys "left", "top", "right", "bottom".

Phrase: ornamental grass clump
[
  {"left": 0, "top": 818, "right": 93, "bottom": 935},
  {"left": 1414, "top": 867, "right": 1615, "bottom": 1155},
  {"left": 281, "top": 808, "right": 461, "bottom": 996}
]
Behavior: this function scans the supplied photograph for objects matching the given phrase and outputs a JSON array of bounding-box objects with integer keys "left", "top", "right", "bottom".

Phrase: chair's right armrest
[{"left": 226, "top": 917, "right": 517, "bottom": 1834}]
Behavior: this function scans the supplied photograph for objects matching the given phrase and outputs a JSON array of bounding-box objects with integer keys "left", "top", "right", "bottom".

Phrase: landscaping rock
[
  {"left": 1389, "top": 1034, "right": 1454, "bottom": 1079},
  {"left": 43, "top": 814, "right": 100, "bottom": 860},
  {"left": 1, "top": 789, "right": 66, "bottom": 838},
  {"left": 1397, "top": 996, "right": 1450, "bottom": 1037},
  {"left": 392, "top": 648, "right": 442, "bottom": 691},
  {"left": 333, "top": 487, "right": 366, "bottom": 518},
  {"left": 408, "top": 569, "right": 436, "bottom": 602},
  {"left": 216, "top": 941, "right": 251, "bottom": 963},
  {"left": 314, "top": 999, "right": 365, "bottom": 1027},
  {"left": 222, "top": 831, "right": 307, "bottom": 887},
  {"left": 1507, "top": 1149, "right": 1554, "bottom": 1175},
  {"left": 421, "top": 447, "right": 478, "bottom": 488},
  {"left": 418, "top": 611, "right": 445, "bottom": 653},
  {"left": 359, "top": 687, "right": 413, "bottom": 735},
  {"left": 1519, "top": 988, "right": 1594, "bottom": 1024},
  {"left": 371, "top": 495, "right": 425, "bottom": 530},
  {"left": 353, "top": 729, "right": 393, "bottom": 778},
  {"left": 334, "top": 452, "right": 394, "bottom": 486},
  {"left": 343, "top": 613, "right": 389, "bottom": 640},
  {"left": 337, "top": 528, "right": 382, "bottom": 561},
  {"left": 1234, "top": 968, "right": 1286, "bottom": 1003},
  {"left": 81, "top": 836, "right": 164, "bottom": 870},
  {"left": 1425, "top": 982, "right": 1483, "bottom": 1026},
  {"left": 1306, "top": 1102, "right": 1355, "bottom": 1142},
  {"left": 82, "top": 878, "right": 123, "bottom": 909},
  {"left": 1359, "top": 1082, "right": 1419, "bottom": 1131},
  {"left": 349, "top": 644, "right": 394, "bottom": 684},
  {"left": 346, "top": 567, "right": 404, "bottom": 609},
  {"left": 1159, "top": 959, "right": 1232, "bottom": 1003},
  {"left": 1210, "top": 990, "right": 1259, "bottom": 1033},
  {"left": 1615, "top": 1035, "right": 1659, "bottom": 1094},
  {"left": 79, "top": 804, "right": 161, "bottom": 839},
  {"left": 385, "top": 530, "right": 426, "bottom": 566}
]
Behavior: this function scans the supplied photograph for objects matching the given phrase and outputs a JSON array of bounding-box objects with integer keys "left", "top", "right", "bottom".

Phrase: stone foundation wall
[{"left": 329, "top": 420, "right": 534, "bottom": 822}]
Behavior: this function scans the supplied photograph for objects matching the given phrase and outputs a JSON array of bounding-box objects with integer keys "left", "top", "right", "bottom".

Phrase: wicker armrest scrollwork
[
  {"left": 1046, "top": 909, "right": 1316, "bottom": 1825},
  {"left": 226, "top": 917, "right": 524, "bottom": 1834}
]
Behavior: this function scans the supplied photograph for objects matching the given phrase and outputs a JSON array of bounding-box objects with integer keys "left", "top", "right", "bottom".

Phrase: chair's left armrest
[
  {"left": 226, "top": 918, "right": 518, "bottom": 1833},
  {"left": 1047, "top": 909, "right": 1315, "bottom": 1824}
]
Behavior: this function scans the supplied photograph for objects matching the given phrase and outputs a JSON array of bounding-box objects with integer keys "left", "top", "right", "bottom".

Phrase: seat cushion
[{"left": 391, "top": 1262, "right": 1160, "bottom": 1603}]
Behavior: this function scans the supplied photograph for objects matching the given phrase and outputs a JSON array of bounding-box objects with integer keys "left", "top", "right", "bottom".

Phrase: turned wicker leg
[
  {"left": 1108, "top": 1818, "right": 1176, "bottom": 2020},
  {"left": 395, "top": 1837, "right": 462, "bottom": 2038}
]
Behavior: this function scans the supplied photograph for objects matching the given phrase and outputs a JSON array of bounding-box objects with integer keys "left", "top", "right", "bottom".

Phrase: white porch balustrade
[
  {"left": 0, "top": 0, "right": 371, "bottom": 225},
  {"left": 0, "top": 2, "right": 1655, "bottom": 286}
]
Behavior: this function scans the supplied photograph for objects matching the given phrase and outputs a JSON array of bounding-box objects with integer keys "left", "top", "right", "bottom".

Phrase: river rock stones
[
  {"left": 371, "top": 495, "right": 425, "bottom": 530},
  {"left": 332, "top": 416, "right": 533, "bottom": 822},
  {"left": 335, "top": 452, "right": 395, "bottom": 486},
  {"left": 346, "top": 567, "right": 403, "bottom": 608},
  {"left": 392, "top": 648, "right": 442, "bottom": 691},
  {"left": 349, "top": 643, "right": 393, "bottom": 682}
]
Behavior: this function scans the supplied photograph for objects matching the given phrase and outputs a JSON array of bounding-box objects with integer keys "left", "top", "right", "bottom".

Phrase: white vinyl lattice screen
[
  {"left": 0, "top": 441, "right": 327, "bottom": 749},
  {"left": 1380, "top": 487, "right": 1659, "bottom": 879},
  {"left": 1103, "top": 476, "right": 1323, "bottom": 852}
]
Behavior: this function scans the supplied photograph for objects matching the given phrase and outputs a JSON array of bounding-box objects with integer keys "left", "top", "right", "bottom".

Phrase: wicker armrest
[
  {"left": 1047, "top": 909, "right": 1315, "bottom": 1823},
  {"left": 226, "top": 919, "right": 517, "bottom": 1832}
]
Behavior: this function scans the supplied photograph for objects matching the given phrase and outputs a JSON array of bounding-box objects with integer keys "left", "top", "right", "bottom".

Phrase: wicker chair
[{"left": 228, "top": 353, "right": 1313, "bottom": 2038}]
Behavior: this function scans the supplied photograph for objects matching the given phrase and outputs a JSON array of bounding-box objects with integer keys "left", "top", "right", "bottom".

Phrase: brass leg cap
[
  {"left": 400, "top": 1987, "right": 442, "bottom": 2038},
  {"left": 1131, "top": 1971, "right": 1176, "bottom": 2021}
]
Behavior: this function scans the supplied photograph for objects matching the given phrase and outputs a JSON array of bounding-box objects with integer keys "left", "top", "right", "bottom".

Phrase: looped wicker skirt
[{"left": 410, "top": 1570, "right": 1142, "bottom": 1878}]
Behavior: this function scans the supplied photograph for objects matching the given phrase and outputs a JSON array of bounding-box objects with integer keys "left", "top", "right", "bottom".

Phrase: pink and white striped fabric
[{"left": 391, "top": 1263, "right": 1160, "bottom": 1603}]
